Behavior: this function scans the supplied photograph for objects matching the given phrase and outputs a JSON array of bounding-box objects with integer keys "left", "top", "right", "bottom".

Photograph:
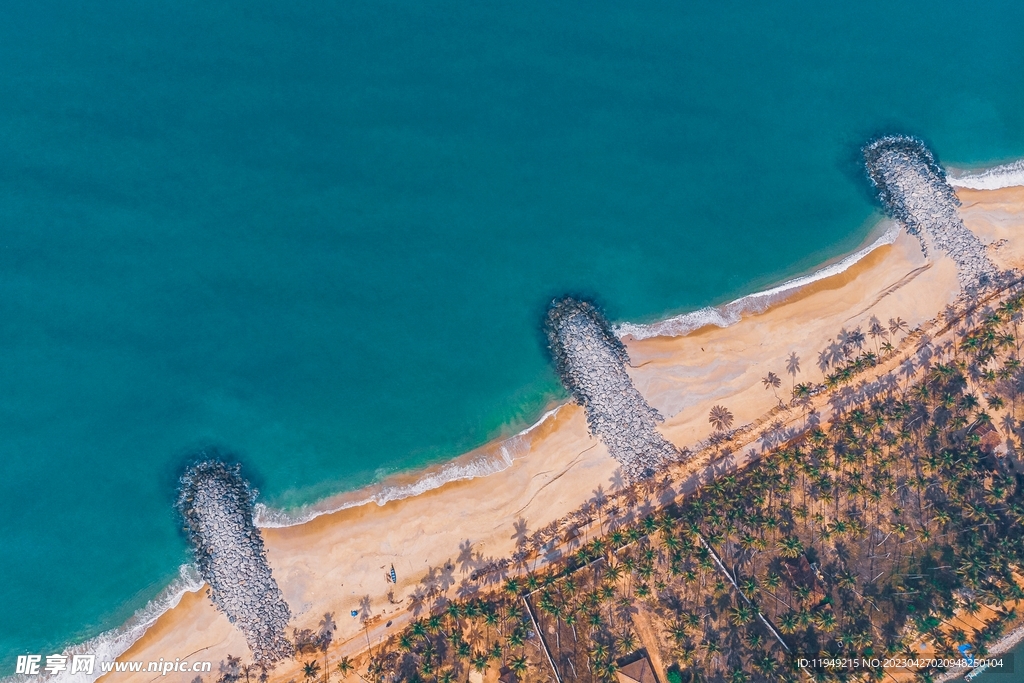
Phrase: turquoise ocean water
[{"left": 2, "top": 0, "right": 1024, "bottom": 670}]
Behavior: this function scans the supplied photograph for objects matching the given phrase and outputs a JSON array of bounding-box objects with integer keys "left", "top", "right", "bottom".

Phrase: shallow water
[{"left": 2, "top": 0, "right": 1024, "bottom": 667}]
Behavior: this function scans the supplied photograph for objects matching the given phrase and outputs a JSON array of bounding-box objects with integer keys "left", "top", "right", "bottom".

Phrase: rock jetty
[
  {"left": 545, "top": 297, "right": 679, "bottom": 479},
  {"left": 864, "top": 135, "right": 995, "bottom": 290},
  {"left": 176, "top": 460, "right": 293, "bottom": 663}
]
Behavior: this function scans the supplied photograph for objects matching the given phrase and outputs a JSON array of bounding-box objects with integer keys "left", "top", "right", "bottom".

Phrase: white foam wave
[
  {"left": 615, "top": 221, "right": 902, "bottom": 340},
  {"left": 949, "top": 159, "right": 1024, "bottom": 190},
  {"left": 253, "top": 406, "right": 563, "bottom": 528},
  {"left": 4, "top": 407, "right": 564, "bottom": 681},
  {"left": 14, "top": 196, "right": 935, "bottom": 674},
  {"left": 20, "top": 158, "right": 1016, "bottom": 681},
  {"left": 0, "top": 565, "right": 205, "bottom": 683}
]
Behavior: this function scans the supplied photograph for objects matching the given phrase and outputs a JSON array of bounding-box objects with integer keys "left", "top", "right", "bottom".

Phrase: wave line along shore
[
  {"left": 24, "top": 156, "right": 1024, "bottom": 683},
  {"left": 35, "top": 222, "right": 903, "bottom": 683},
  {"left": 254, "top": 212, "right": 914, "bottom": 528}
]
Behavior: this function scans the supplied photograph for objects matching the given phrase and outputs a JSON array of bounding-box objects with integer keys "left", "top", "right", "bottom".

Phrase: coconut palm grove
[{"left": 195, "top": 281, "right": 1024, "bottom": 683}]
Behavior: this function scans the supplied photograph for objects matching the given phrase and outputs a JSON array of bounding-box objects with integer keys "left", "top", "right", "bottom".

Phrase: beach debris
[
  {"left": 176, "top": 459, "right": 293, "bottom": 664},
  {"left": 545, "top": 297, "right": 680, "bottom": 479},
  {"left": 864, "top": 135, "right": 996, "bottom": 290}
]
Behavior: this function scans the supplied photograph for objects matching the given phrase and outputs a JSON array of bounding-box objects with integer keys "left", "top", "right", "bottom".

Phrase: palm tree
[
  {"left": 618, "top": 630, "right": 638, "bottom": 654},
  {"left": 709, "top": 405, "right": 734, "bottom": 432},
  {"left": 729, "top": 605, "right": 753, "bottom": 626},
  {"left": 793, "top": 382, "right": 813, "bottom": 409},
  {"left": 778, "top": 536, "right": 804, "bottom": 558},
  {"left": 729, "top": 667, "right": 749, "bottom": 683},
  {"left": 762, "top": 372, "right": 783, "bottom": 406},
  {"left": 869, "top": 318, "right": 886, "bottom": 352},
  {"left": 302, "top": 661, "right": 321, "bottom": 683},
  {"left": 889, "top": 317, "right": 909, "bottom": 337},
  {"left": 509, "top": 655, "right": 528, "bottom": 677},
  {"left": 703, "top": 639, "right": 722, "bottom": 669},
  {"left": 506, "top": 625, "right": 526, "bottom": 650},
  {"left": 755, "top": 654, "right": 779, "bottom": 678},
  {"left": 318, "top": 613, "right": 336, "bottom": 683},
  {"left": 470, "top": 651, "right": 489, "bottom": 673},
  {"left": 221, "top": 654, "right": 241, "bottom": 682},
  {"left": 335, "top": 658, "right": 354, "bottom": 680},
  {"left": 762, "top": 571, "right": 783, "bottom": 613},
  {"left": 814, "top": 611, "right": 838, "bottom": 632}
]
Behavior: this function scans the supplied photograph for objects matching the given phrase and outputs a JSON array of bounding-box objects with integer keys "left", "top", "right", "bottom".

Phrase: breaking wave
[
  {"left": 4, "top": 408, "right": 565, "bottom": 683},
  {"left": 21, "top": 151, "right": 1008, "bottom": 678},
  {"left": 948, "top": 160, "right": 1024, "bottom": 190},
  {"left": 615, "top": 221, "right": 902, "bottom": 340},
  {"left": 32, "top": 155, "right": 1017, "bottom": 675},
  {"left": 253, "top": 406, "right": 563, "bottom": 528},
  {"left": 1, "top": 565, "right": 206, "bottom": 683}
]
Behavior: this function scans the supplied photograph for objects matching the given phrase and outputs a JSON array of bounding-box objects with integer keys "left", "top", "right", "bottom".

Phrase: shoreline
[
  {"left": 614, "top": 216, "right": 901, "bottom": 340},
  {"left": 258, "top": 216, "right": 907, "bottom": 527},
  {"left": 29, "top": 175, "right": 1024, "bottom": 683},
  {"left": 934, "top": 613, "right": 1024, "bottom": 683},
  {"left": 258, "top": 213, "right": 912, "bottom": 529},
  {"left": 253, "top": 404, "right": 566, "bottom": 529},
  {"left": 948, "top": 158, "right": 1024, "bottom": 190}
]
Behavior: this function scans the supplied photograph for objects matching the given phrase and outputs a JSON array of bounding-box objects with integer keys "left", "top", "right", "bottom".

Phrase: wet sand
[{"left": 106, "top": 185, "right": 1024, "bottom": 682}]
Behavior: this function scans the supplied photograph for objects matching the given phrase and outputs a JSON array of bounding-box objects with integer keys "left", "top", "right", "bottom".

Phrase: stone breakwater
[
  {"left": 176, "top": 460, "right": 293, "bottom": 663},
  {"left": 864, "top": 135, "right": 996, "bottom": 290},
  {"left": 545, "top": 297, "right": 680, "bottom": 479}
]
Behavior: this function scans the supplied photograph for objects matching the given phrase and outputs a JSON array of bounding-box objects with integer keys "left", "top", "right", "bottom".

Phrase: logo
[{"left": 15, "top": 654, "right": 95, "bottom": 676}]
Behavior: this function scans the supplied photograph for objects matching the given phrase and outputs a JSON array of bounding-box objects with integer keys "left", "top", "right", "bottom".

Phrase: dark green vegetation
[{"left": 242, "top": 287, "right": 1024, "bottom": 683}]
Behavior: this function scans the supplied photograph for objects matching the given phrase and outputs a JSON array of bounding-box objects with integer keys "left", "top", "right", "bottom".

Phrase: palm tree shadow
[
  {"left": 358, "top": 595, "right": 372, "bottom": 622},
  {"left": 511, "top": 517, "right": 530, "bottom": 549},
  {"left": 609, "top": 469, "right": 626, "bottom": 494},
  {"left": 456, "top": 540, "right": 476, "bottom": 574}
]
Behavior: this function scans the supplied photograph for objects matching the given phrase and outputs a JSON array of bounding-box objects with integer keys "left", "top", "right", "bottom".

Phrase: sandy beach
[{"left": 102, "top": 185, "right": 1024, "bottom": 683}]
